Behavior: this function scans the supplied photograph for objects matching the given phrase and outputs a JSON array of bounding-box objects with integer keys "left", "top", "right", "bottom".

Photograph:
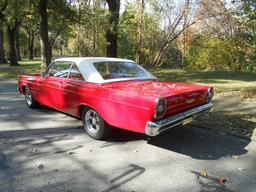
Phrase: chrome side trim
[{"left": 145, "top": 103, "right": 213, "bottom": 136}]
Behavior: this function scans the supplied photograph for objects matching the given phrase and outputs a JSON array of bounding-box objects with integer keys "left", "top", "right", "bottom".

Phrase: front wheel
[
  {"left": 24, "top": 87, "right": 38, "bottom": 108},
  {"left": 82, "top": 108, "right": 111, "bottom": 140}
]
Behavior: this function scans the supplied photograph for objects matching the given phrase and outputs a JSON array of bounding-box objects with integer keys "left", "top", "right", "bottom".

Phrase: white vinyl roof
[{"left": 53, "top": 57, "right": 142, "bottom": 83}]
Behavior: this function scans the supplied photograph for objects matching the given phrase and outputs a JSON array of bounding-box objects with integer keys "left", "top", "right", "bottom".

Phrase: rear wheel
[
  {"left": 82, "top": 108, "right": 111, "bottom": 140},
  {"left": 24, "top": 87, "right": 38, "bottom": 108}
]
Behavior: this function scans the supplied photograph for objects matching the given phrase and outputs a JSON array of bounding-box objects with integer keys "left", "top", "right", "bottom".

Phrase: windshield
[{"left": 94, "top": 61, "right": 156, "bottom": 80}]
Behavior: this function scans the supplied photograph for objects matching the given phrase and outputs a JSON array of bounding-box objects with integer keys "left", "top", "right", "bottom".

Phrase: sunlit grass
[
  {"left": 0, "top": 59, "right": 41, "bottom": 79},
  {"left": 150, "top": 69, "right": 256, "bottom": 98},
  {"left": 19, "top": 59, "right": 41, "bottom": 66}
]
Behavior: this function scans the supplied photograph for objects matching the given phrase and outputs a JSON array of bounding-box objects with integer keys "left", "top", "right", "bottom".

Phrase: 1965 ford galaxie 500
[{"left": 18, "top": 57, "right": 213, "bottom": 139}]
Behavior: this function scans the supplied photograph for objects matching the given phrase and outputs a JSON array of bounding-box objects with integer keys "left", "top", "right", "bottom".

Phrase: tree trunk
[
  {"left": 60, "top": 45, "right": 62, "bottom": 56},
  {"left": 49, "top": 45, "right": 52, "bottom": 58},
  {"left": 0, "top": 25, "right": 7, "bottom": 64},
  {"left": 105, "top": 0, "right": 120, "bottom": 57},
  {"left": 7, "top": 26, "right": 18, "bottom": 66},
  {"left": 93, "top": 26, "right": 96, "bottom": 56},
  {"left": 48, "top": 29, "right": 61, "bottom": 59},
  {"left": 16, "top": 27, "right": 21, "bottom": 61},
  {"left": 25, "top": 26, "right": 36, "bottom": 60},
  {"left": 38, "top": 0, "right": 51, "bottom": 68},
  {"left": 28, "top": 36, "right": 34, "bottom": 60}
]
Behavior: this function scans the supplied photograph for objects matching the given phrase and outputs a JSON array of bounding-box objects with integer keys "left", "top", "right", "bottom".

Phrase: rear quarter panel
[
  {"left": 18, "top": 74, "right": 42, "bottom": 93},
  {"left": 78, "top": 85, "right": 155, "bottom": 134},
  {"left": 18, "top": 75, "right": 31, "bottom": 94}
]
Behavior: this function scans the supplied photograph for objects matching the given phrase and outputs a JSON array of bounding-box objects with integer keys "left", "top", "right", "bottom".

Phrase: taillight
[
  {"left": 154, "top": 97, "right": 167, "bottom": 119},
  {"left": 207, "top": 87, "right": 214, "bottom": 103}
]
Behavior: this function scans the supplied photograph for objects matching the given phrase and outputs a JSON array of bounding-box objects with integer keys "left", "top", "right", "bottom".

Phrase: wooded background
[{"left": 0, "top": 0, "right": 255, "bottom": 72}]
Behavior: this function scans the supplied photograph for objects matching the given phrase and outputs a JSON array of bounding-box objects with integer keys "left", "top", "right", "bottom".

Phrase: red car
[{"left": 18, "top": 57, "right": 213, "bottom": 139}]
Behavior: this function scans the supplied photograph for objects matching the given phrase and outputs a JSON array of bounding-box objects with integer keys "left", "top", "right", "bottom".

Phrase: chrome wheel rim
[
  {"left": 85, "top": 110, "right": 100, "bottom": 134},
  {"left": 25, "top": 88, "right": 32, "bottom": 106}
]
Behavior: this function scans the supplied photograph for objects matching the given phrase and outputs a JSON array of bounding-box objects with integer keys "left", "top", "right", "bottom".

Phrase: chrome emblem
[{"left": 186, "top": 99, "right": 195, "bottom": 104}]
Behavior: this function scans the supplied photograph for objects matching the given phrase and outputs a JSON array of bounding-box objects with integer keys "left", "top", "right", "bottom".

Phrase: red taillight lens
[
  {"left": 207, "top": 87, "right": 214, "bottom": 102},
  {"left": 154, "top": 98, "right": 167, "bottom": 119}
]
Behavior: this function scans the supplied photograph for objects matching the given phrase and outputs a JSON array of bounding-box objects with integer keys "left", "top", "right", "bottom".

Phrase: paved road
[{"left": 0, "top": 78, "right": 256, "bottom": 192}]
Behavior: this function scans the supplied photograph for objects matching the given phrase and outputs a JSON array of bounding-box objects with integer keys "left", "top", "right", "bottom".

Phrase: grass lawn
[
  {"left": 1, "top": 60, "right": 256, "bottom": 140},
  {"left": 152, "top": 69, "right": 256, "bottom": 98},
  {"left": 0, "top": 59, "right": 41, "bottom": 79}
]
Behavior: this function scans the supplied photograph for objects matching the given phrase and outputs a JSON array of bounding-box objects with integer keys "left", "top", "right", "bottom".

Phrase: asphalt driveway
[{"left": 0, "top": 78, "right": 256, "bottom": 192}]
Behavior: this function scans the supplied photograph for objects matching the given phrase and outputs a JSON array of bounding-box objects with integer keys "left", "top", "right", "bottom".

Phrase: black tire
[
  {"left": 82, "top": 108, "right": 111, "bottom": 140},
  {"left": 24, "top": 87, "right": 39, "bottom": 108}
]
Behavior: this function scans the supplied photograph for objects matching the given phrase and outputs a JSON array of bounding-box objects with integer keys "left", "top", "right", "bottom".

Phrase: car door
[
  {"left": 43, "top": 61, "right": 73, "bottom": 111},
  {"left": 63, "top": 63, "right": 85, "bottom": 116}
]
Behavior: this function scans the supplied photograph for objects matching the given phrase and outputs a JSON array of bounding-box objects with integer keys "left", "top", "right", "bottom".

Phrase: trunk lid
[{"left": 102, "top": 80, "right": 209, "bottom": 117}]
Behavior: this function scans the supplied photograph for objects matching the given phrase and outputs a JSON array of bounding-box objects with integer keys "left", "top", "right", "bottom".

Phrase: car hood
[{"left": 102, "top": 80, "right": 209, "bottom": 99}]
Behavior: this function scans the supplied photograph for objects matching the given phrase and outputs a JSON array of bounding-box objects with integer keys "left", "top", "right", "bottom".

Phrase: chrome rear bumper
[{"left": 145, "top": 103, "right": 213, "bottom": 136}]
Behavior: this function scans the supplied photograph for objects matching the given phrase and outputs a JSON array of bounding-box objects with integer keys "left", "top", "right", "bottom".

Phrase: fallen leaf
[
  {"left": 31, "top": 148, "right": 38, "bottom": 153},
  {"left": 208, "top": 155, "right": 213, "bottom": 158},
  {"left": 38, "top": 164, "right": 44, "bottom": 170},
  {"left": 200, "top": 170, "right": 208, "bottom": 177},
  {"left": 219, "top": 177, "right": 228, "bottom": 184},
  {"left": 238, "top": 167, "right": 245, "bottom": 171},
  {"left": 68, "top": 151, "right": 74, "bottom": 155},
  {"left": 232, "top": 155, "right": 239, "bottom": 159}
]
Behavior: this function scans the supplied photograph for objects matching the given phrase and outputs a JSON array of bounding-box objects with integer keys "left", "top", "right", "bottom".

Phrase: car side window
[
  {"left": 68, "top": 64, "right": 84, "bottom": 81},
  {"left": 45, "top": 61, "right": 72, "bottom": 78}
]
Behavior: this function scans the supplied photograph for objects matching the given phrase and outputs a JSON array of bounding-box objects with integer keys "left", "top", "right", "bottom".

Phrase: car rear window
[{"left": 94, "top": 61, "right": 153, "bottom": 80}]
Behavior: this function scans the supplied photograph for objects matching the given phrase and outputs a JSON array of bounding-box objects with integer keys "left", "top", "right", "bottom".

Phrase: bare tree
[
  {"left": 198, "top": 0, "right": 236, "bottom": 39},
  {"left": 24, "top": 25, "right": 38, "bottom": 60},
  {"left": 150, "top": 0, "right": 197, "bottom": 67}
]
